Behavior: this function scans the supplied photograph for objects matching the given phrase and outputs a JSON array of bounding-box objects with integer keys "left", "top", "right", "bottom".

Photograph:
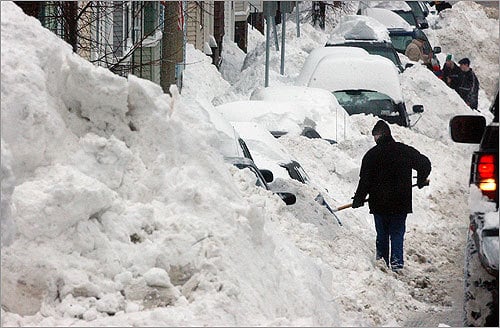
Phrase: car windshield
[
  {"left": 407, "top": 2, "right": 425, "bottom": 17},
  {"left": 395, "top": 10, "right": 417, "bottom": 26},
  {"left": 364, "top": 46, "right": 401, "bottom": 67},
  {"left": 333, "top": 90, "right": 403, "bottom": 122}
]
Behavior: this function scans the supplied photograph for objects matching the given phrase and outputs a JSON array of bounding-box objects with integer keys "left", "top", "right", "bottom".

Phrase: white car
[
  {"left": 215, "top": 95, "right": 357, "bottom": 144},
  {"left": 231, "top": 121, "right": 343, "bottom": 225},
  {"left": 250, "top": 85, "right": 358, "bottom": 142},
  {"left": 298, "top": 53, "right": 425, "bottom": 127},
  {"left": 295, "top": 46, "right": 370, "bottom": 86}
]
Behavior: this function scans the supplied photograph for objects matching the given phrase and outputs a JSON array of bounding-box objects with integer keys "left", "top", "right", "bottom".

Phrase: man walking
[
  {"left": 456, "top": 57, "right": 480, "bottom": 110},
  {"left": 352, "top": 120, "right": 431, "bottom": 272}
]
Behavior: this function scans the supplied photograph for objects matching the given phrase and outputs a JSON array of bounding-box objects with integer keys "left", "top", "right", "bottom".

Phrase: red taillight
[
  {"left": 478, "top": 154, "right": 495, "bottom": 179},
  {"left": 476, "top": 154, "right": 497, "bottom": 200}
]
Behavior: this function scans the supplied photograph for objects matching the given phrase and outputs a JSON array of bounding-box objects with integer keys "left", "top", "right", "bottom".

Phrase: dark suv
[{"left": 450, "top": 92, "right": 499, "bottom": 327}]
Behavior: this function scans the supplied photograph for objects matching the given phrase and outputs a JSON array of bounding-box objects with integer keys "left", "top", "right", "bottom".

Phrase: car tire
[{"left": 463, "top": 233, "right": 499, "bottom": 327}]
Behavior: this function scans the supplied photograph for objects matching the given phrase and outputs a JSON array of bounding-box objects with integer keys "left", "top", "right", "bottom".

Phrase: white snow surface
[
  {"left": 327, "top": 14, "right": 392, "bottom": 43},
  {"left": 363, "top": 7, "right": 414, "bottom": 30},
  {"left": 1, "top": 1, "right": 498, "bottom": 327}
]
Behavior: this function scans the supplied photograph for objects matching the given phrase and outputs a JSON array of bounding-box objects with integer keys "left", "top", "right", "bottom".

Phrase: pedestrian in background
[
  {"left": 442, "top": 54, "right": 461, "bottom": 92},
  {"left": 405, "top": 35, "right": 430, "bottom": 65},
  {"left": 429, "top": 1, "right": 452, "bottom": 14},
  {"left": 457, "top": 57, "right": 480, "bottom": 110},
  {"left": 352, "top": 120, "right": 431, "bottom": 272}
]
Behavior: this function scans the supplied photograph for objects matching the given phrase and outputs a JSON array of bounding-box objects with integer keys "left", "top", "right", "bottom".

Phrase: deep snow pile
[
  {"left": 1, "top": 1, "right": 498, "bottom": 327},
  {"left": 1, "top": 3, "right": 339, "bottom": 326}
]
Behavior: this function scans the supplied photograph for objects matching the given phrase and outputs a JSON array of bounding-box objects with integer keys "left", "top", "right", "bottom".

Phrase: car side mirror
[
  {"left": 276, "top": 192, "right": 297, "bottom": 205},
  {"left": 449, "top": 115, "right": 486, "bottom": 144},
  {"left": 260, "top": 169, "right": 274, "bottom": 183},
  {"left": 413, "top": 105, "right": 424, "bottom": 113},
  {"left": 433, "top": 46, "right": 441, "bottom": 54},
  {"left": 418, "top": 22, "right": 429, "bottom": 29}
]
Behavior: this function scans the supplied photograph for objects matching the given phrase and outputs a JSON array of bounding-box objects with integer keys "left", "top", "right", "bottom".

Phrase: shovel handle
[
  {"left": 336, "top": 203, "right": 354, "bottom": 211},
  {"left": 336, "top": 179, "right": 430, "bottom": 212}
]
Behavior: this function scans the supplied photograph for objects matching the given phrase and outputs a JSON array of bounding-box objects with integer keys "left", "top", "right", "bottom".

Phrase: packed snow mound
[
  {"left": 431, "top": 1, "right": 499, "bottom": 99},
  {"left": 182, "top": 43, "right": 231, "bottom": 102},
  {"left": 1, "top": 2, "right": 340, "bottom": 326}
]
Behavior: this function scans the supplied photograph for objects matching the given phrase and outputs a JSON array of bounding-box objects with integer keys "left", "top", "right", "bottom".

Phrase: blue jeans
[{"left": 373, "top": 213, "right": 407, "bottom": 270}]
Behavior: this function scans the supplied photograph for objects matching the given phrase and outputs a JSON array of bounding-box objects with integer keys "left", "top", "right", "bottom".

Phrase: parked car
[
  {"left": 215, "top": 96, "right": 353, "bottom": 143},
  {"left": 325, "top": 15, "right": 404, "bottom": 72},
  {"left": 249, "top": 85, "right": 357, "bottom": 142},
  {"left": 372, "top": 0, "right": 429, "bottom": 29},
  {"left": 295, "top": 46, "right": 371, "bottom": 86},
  {"left": 231, "top": 121, "right": 341, "bottom": 224},
  {"left": 298, "top": 53, "right": 424, "bottom": 127},
  {"left": 202, "top": 102, "right": 297, "bottom": 205},
  {"left": 449, "top": 92, "right": 499, "bottom": 327}
]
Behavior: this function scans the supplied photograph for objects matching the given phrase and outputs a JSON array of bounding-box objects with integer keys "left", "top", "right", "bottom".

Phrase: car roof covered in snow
[
  {"left": 372, "top": 1, "right": 412, "bottom": 11},
  {"left": 305, "top": 55, "right": 403, "bottom": 103},
  {"left": 362, "top": 7, "right": 413, "bottom": 30},
  {"left": 327, "top": 15, "right": 391, "bottom": 44},
  {"left": 295, "top": 46, "right": 370, "bottom": 86},
  {"left": 215, "top": 96, "right": 356, "bottom": 142}
]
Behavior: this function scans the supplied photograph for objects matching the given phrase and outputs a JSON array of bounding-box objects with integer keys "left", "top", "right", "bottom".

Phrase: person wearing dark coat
[
  {"left": 352, "top": 120, "right": 431, "bottom": 271},
  {"left": 456, "top": 57, "right": 480, "bottom": 110},
  {"left": 429, "top": 1, "right": 452, "bottom": 13},
  {"left": 442, "top": 54, "right": 461, "bottom": 92}
]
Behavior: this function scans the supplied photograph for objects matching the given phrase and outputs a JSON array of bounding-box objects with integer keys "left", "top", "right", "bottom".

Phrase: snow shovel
[
  {"left": 335, "top": 179, "right": 429, "bottom": 212},
  {"left": 315, "top": 194, "right": 343, "bottom": 226}
]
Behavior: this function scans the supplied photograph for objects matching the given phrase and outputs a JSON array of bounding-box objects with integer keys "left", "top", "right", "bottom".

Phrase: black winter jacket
[
  {"left": 442, "top": 62, "right": 461, "bottom": 91},
  {"left": 353, "top": 135, "right": 431, "bottom": 215},
  {"left": 457, "top": 69, "right": 479, "bottom": 110}
]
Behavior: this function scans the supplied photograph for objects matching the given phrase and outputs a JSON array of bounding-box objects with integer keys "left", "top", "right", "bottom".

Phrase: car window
[
  {"left": 390, "top": 35, "right": 413, "bottom": 53},
  {"left": 280, "top": 161, "right": 310, "bottom": 184}
]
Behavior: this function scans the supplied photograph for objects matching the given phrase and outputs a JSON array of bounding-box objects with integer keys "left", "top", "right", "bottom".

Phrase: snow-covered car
[
  {"left": 325, "top": 14, "right": 405, "bottom": 72},
  {"left": 298, "top": 53, "right": 424, "bottom": 127},
  {"left": 369, "top": 0, "right": 429, "bottom": 29},
  {"left": 215, "top": 96, "right": 354, "bottom": 144},
  {"left": 449, "top": 92, "right": 499, "bottom": 327},
  {"left": 249, "top": 85, "right": 357, "bottom": 142},
  {"left": 202, "top": 102, "right": 297, "bottom": 205},
  {"left": 231, "top": 121, "right": 342, "bottom": 225},
  {"left": 294, "top": 46, "right": 371, "bottom": 87}
]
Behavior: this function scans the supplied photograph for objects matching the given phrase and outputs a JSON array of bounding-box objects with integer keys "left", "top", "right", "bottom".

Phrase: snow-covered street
[{"left": 1, "top": 1, "right": 498, "bottom": 326}]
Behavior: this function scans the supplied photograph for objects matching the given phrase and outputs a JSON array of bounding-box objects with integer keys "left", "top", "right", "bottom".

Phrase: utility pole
[{"left": 160, "top": 1, "right": 184, "bottom": 95}]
